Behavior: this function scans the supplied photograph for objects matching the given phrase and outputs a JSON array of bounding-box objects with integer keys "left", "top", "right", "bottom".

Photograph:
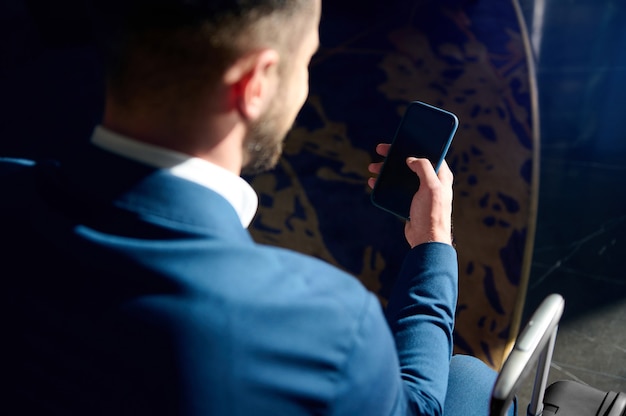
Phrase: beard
[{"left": 241, "top": 98, "right": 292, "bottom": 176}]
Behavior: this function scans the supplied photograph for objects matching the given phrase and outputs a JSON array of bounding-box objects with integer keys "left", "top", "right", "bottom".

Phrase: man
[{"left": 1, "top": 0, "right": 514, "bottom": 414}]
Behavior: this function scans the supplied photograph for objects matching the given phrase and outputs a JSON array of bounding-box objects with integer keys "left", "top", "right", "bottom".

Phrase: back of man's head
[{"left": 92, "top": 0, "right": 315, "bottom": 112}]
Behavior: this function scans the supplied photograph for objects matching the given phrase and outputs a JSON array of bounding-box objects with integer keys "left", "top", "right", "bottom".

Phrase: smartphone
[{"left": 370, "top": 101, "right": 459, "bottom": 220}]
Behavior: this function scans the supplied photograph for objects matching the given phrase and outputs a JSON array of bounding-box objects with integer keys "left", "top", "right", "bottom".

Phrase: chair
[{"left": 491, "top": 294, "right": 626, "bottom": 416}]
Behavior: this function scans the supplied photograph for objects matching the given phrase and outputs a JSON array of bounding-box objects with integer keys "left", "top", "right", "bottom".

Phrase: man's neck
[{"left": 102, "top": 103, "right": 246, "bottom": 176}]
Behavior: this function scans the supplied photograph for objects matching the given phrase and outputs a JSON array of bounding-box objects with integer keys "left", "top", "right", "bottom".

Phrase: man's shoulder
[
  {"left": 183, "top": 240, "right": 373, "bottom": 313},
  {"left": 247, "top": 243, "right": 371, "bottom": 303},
  {"left": 139, "top": 241, "right": 378, "bottom": 342}
]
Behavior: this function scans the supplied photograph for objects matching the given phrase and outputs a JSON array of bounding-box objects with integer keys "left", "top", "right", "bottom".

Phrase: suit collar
[
  {"left": 36, "top": 144, "right": 253, "bottom": 240},
  {"left": 91, "top": 126, "right": 258, "bottom": 228}
]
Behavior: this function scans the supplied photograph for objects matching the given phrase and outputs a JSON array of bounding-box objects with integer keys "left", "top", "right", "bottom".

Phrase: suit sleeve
[{"left": 330, "top": 242, "right": 457, "bottom": 416}]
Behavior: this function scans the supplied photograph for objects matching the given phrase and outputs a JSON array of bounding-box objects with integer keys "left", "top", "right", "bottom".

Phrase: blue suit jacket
[{"left": 1, "top": 144, "right": 458, "bottom": 415}]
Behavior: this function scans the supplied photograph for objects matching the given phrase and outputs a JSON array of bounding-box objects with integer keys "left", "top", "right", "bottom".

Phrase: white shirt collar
[{"left": 90, "top": 126, "right": 259, "bottom": 228}]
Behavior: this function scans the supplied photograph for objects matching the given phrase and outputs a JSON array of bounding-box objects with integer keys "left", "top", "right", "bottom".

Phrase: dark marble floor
[{"left": 517, "top": 0, "right": 626, "bottom": 405}]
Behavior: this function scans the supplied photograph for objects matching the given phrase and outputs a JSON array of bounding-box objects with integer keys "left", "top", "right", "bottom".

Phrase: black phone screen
[{"left": 371, "top": 101, "right": 458, "bottom": 220}]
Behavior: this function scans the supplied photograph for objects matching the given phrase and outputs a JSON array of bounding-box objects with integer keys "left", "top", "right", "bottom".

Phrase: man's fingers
[
  {"left": 368, "top": 143, "right": 391, "bottom": 188},
  {"left": 406, "top": 157, "right": 439, "bottom": 186},
  {"left": 404, "top": 157, "right": 454, "bottom": 246},
  {"left": 368, "top": 162, "right": 383, "bottom": 175},
  {"left": 376, "top": 143, "right": 391, "bottom": 157},
  {"left": 406, "top": 158, "right": 453, "bottom": 188}
]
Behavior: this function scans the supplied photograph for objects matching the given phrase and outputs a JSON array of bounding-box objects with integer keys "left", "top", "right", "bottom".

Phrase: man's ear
[{"left": 224, "top": 49, "right": 280, "bottom": 121}]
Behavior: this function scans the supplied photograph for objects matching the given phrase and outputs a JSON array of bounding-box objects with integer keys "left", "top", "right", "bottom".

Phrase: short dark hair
[{"left": 94, "top": 0, "right": 314, "bottom": 111}]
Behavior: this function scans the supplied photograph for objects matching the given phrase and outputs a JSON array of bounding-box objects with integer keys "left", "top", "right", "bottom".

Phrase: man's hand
[{"left": 368, "top": 143, "right": 453, "bottom": 248}]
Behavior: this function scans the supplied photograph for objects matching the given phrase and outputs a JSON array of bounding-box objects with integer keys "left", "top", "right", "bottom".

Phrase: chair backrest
[{"left": 490, "top": 294, "right": 565, "bottom": 416}]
